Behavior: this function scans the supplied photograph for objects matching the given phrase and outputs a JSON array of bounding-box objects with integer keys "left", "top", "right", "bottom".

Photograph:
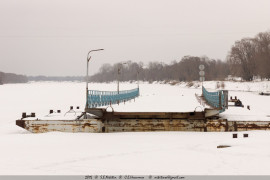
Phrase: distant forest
[
  {"left": 0, "top": 72, "right": 28, "bottom": 84},
  {"left": 90, "top": 31, "right": 270, "bottom": 82},
  {"left": 28, "top": 76, "right": 84, "bottom": 82},
  {"left": 90, "top": 57, "right": 229, "bottom": 82}
]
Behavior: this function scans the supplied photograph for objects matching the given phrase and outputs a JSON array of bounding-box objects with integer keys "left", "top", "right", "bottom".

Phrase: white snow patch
[{"left": 0, "top": 81, "right": 270, "bottom": 175}]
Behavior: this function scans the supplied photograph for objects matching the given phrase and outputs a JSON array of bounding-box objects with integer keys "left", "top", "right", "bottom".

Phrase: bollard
[
  {"left": 70, "top": 106, "right": 73, "bottom": 110},
  {"left": 243, "top": 134, "right": 248, "bottom": 138},
  {"left": 31, "top": 112, "right": 35, "bottom": 117},
  {"left": 247, "top": 105, "right": 250, "bottom": 110},
  {"left": 77, "top": 106, "right": 80, "bottom": 109},
  {"left": 233, "top": 134, "right": 238, "bottom": 138},
  {"left": 22, "top": 112, "right": 27, "bottom": 118},
  {"left": 235, "top": 100, "right": 242, "bottom": 107},
  {"left": 57, "top": 110, "right": 61, "bottom": 113},
  {"left": 49, "top": 110, "right": 53, "bottom": 114}
]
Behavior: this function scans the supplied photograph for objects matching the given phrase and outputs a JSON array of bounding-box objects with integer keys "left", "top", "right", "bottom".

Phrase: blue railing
[
  {"left": 87, "top": 88, "right": 139, "bottom": 108},
  {"left": 202, "top": 86, "right": 227, "bottom": 113}
]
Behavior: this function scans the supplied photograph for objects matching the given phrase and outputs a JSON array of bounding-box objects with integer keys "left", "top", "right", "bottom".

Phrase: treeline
[
  {"left": 90, "top": 57, "right": 229, "bottom": 82},
  {"left": 0, "top": 72, "right": 28, "bottom": 84},
  {"left": 90, "top": 30, "right": 270, "bottom": 82},
  {"left": 227, "top": 31, "right": 270, "bottom": 81},
  {"left": 28, "top": 76, "right": 84, "bottom": 82},
  {"left": 1, "top": 30, "right": 268, "bottom": 83}
]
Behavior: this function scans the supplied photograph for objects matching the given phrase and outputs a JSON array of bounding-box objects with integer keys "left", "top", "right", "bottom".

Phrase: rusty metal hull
[
  {"left": 16, "top": 118, "right": 270, "bottom": 133},
  {"left": 103, "top": 119, "right": 228, "bottom": 132},
  {"left": 16, "top": 119, "right": 102, "bottom": 133},
  {"left": 16, "top": 109, "right": 270, "bottom": 133},
  {"left": 227, "top": 121, "right": 270, "bottom": 131}
]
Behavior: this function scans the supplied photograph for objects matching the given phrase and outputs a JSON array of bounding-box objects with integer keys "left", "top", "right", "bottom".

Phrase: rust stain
[{"left": 16, "top": 110, "right": 270, "bottom": 133}]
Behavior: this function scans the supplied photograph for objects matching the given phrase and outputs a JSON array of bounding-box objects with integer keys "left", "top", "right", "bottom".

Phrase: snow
[
  {"left": 109, "top": 83, "right": 204, "bottom": 112},
  {"left": 1, "top": 81, "right": 270, "bottom": 175},
  {"left": 177, "top": 81, "right": 270, "bottom": 121}
]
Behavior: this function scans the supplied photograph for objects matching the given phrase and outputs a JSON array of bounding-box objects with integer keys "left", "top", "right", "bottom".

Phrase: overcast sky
[{"left": 0, "top": 0, "right": 269, "bottom": 76}]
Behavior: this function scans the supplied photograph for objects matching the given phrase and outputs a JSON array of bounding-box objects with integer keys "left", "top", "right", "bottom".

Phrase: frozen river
[{"left": 0, "top": 81, "right": 270, "bottom": 175}]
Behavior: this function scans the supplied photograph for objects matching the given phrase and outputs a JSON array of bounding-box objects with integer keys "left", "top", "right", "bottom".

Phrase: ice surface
[{"left": 0, "top": 81, "right": 270, "bottom": 175}]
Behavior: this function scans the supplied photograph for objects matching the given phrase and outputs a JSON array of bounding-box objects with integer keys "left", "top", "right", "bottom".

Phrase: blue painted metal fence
[
  {"left": 202, "top": 86, "right": 228, "bottom": 113},
  {"left": 88, "top": 88, "right": 139, "bottom": 108}
]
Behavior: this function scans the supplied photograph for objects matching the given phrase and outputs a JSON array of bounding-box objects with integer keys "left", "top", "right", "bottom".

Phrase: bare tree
[
  {"left": 254, "top": 31, "right": 270, "bottom": 79},
  {"left": 227, "top": 31, "right": 270, "bottom": 81},
  {"left": 227, "top": 38, "right": 256, "bottom": 81}
]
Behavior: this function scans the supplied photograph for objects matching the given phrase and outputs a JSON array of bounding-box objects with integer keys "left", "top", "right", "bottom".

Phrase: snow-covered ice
[{"left": 1, "top": 81, "right": 270, "bottom": 175}]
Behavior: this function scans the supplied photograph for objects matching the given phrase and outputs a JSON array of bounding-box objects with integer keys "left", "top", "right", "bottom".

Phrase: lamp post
[
  {"left": 117, "top": 62, "right": 127, "bottom": 94},
  {"left": 136, "top": 69, "right": 139, "bottom": 89},
  {"left": 86, "top": 49, "right": 104, "bottom": 109}
]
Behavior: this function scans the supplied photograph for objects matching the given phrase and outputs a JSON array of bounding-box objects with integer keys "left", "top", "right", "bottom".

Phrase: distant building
[{"left": 225, "top": 75, "right": 243, "bottom": 82}]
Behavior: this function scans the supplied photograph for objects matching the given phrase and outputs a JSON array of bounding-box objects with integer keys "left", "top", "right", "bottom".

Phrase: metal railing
[
  {"left": 202, "top": 86, "right": 228, "bottom": 113},
  {"left": 87, "top": 88, "right": 139, "bottom": 108}
]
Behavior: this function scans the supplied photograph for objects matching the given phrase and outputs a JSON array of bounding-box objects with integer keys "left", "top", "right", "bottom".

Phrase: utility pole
[
  {"left": 137, "top": 69, "right": 139, "bottom": 89},
  {"left": 117, "top": 62, "right": 127, "bottom": 94},
  {"left": 199, "top": 64, "right": 205, "bottom": 94}
]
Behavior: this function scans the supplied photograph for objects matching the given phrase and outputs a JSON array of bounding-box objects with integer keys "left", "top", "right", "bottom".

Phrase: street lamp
[
  {"left": 137, "top": 69, "right": 139, "bottom": 89},
  {"left": 117, "top": 62, "right": 127, "bottom": 94},
  {"left": 86, "top": 49, "right": 104, "bottom": 109}
]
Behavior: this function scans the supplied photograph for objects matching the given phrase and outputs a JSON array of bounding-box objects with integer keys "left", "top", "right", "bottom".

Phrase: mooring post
[
  {"left": 22, "top": 112, "right": 26, "bottom": 119},
  {"left": 31, "top": 113, "right": 35, "bottom": 117}
]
